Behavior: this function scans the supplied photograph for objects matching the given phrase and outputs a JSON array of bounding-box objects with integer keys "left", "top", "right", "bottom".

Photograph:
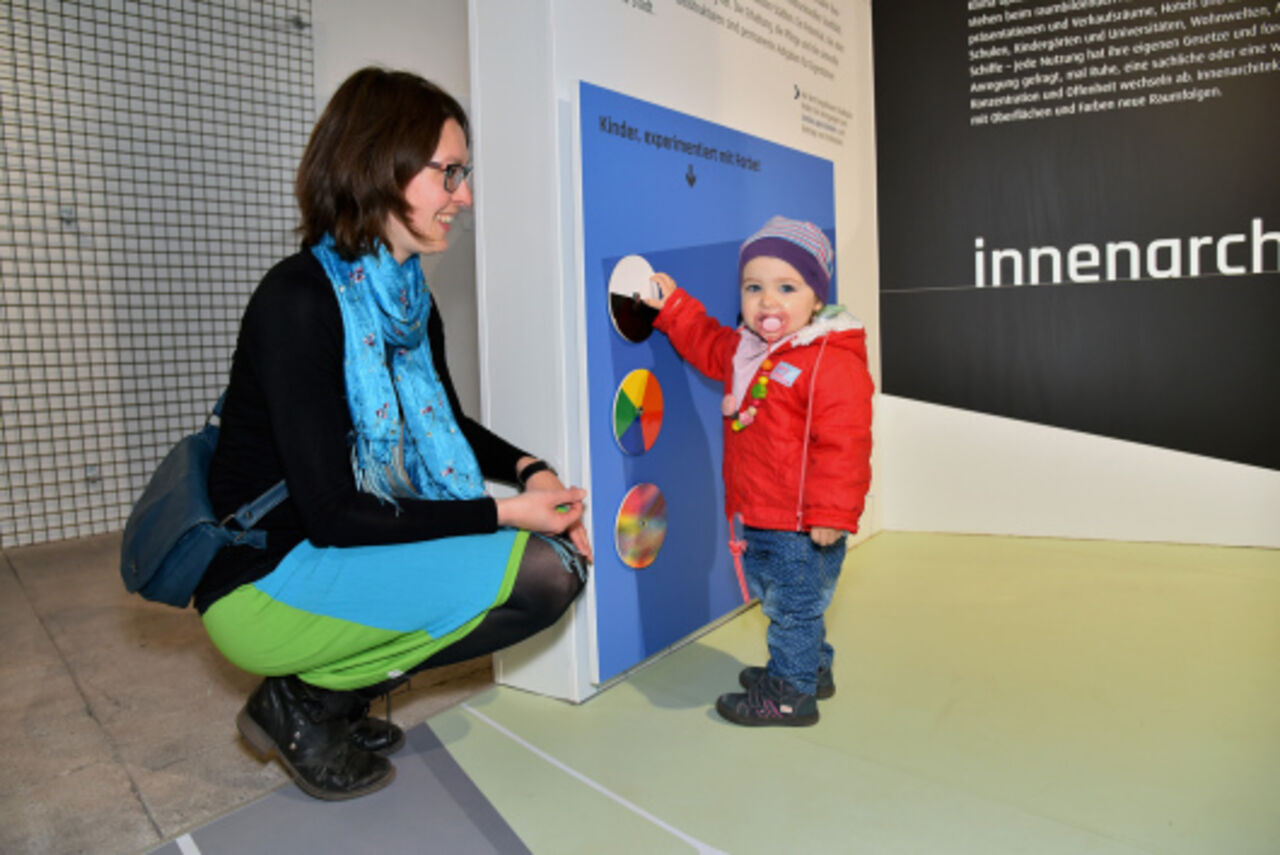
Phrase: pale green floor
[
  {"left": 436, "top": 533, "right": 1280, "bottom": 855},
  {"left": 3, "top": 531, "right": 1278, "bottom": 854}
]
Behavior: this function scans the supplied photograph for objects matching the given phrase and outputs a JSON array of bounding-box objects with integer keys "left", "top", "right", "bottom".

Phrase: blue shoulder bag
[{"left": 120, "top": 394, "right": 288, "bottom": 607}]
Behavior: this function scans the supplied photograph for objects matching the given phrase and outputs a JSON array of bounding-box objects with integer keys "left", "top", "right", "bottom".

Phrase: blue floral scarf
[{"left": 311, "top": 235, "right": 485, "bottom": 504}]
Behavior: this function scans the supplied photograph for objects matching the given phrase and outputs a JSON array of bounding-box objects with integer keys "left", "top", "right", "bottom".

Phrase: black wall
[{"left": 872, "top": 1, "right": 1280, "bottom": 470}]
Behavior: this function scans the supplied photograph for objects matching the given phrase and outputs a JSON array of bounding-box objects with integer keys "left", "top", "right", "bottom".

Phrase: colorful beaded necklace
[{"left": 730, "top": 358, "right": 774, "bottom": 432}]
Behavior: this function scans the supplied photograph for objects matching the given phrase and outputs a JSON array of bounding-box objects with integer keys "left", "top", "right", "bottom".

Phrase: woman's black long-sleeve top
[{"left": 194, "top": 250, "right": 529, "bottom": 613}]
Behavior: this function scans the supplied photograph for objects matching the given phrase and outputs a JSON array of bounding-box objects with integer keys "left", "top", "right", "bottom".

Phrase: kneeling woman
[{"left": 196, "top": 67, "right": 591, "bottom": 801}]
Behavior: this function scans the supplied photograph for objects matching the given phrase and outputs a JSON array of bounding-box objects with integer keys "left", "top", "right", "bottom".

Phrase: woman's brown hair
[{"left": 295, "top": 67, "right": 469, "bottom": 258}]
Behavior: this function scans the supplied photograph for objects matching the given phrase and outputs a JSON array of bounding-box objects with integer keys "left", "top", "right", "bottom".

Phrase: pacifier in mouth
[{"left": 758, "top": 315, "right": 784, "bottom": 335}]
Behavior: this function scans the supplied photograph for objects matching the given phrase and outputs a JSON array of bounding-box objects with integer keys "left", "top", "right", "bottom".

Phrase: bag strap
[
  {"left": 226, "top": 479, "right": 289, "bottom": 532},
  {"left": 210, "top": 391, "right": 228, "bottom": 426},
  {"left": 210, "top": 392, "right": 290, "bottom": 540}
]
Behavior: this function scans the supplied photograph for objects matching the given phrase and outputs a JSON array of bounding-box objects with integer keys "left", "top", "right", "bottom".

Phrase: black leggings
[{"left": 357, "top": 535, "right": 585, "bottom": 697}]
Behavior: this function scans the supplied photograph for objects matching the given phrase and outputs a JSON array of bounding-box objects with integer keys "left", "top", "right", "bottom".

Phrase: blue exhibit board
[{"left": 579, "top": 82, "right": 835, "bottom": 682}]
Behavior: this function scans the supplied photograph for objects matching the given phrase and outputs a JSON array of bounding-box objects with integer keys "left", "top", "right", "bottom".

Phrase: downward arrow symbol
[{"left": 685, "top": 164, "right": 697, "bottom": 188}]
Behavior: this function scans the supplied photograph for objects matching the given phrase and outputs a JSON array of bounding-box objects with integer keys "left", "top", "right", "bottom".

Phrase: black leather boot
[
  {"left": 347, "top": 694, "right": 405, "bottom": 757},
  {"left": 237, "top": 676, "right": 395, "bottom": 801}
]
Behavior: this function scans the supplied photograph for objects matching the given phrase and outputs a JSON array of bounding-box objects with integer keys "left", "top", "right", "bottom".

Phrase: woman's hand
[
  {"left": 644, "top": 273, "right": 676, "bottom": 311},
  {"left": 506, "top": 460, "right": 594, "bottom": 562},
  {"left": 496, "top": 486, "right": 587, "bottom": 542},
  {"left": 809, "top": 526, "right": 845, "bottom": 547}
]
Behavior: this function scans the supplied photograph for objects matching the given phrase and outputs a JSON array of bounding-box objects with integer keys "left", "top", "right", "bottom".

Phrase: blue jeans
[{"left": 743, "top": 526, "right": 845, "bottom": 696}]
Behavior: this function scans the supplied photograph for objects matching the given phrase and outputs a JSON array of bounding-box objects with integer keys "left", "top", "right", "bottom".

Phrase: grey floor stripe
[{"left": 152, "top": 722, "right": 529, "bottom": 854}]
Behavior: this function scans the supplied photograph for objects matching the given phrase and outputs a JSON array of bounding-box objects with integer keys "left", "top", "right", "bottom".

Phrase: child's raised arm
[{"left": 644, "top": 272, "right": 739, "bottom": 384}]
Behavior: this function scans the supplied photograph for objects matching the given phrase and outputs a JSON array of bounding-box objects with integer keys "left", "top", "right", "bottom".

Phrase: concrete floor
[
  {"left": 0, "top": 532, "right": 493, "bottom": 854},
  {"left": 4, "top": 531, "right": 1280, "bottom": 854}
]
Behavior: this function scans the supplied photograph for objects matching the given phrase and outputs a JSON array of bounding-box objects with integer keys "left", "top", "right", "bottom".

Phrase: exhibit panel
[{"left": 580, "top": 82, "right": 836, "bottom": 682}]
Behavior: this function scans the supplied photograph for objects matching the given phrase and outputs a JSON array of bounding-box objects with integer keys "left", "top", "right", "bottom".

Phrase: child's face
[{"left": 740, "top": 256, "right": 822, "bottom": 343}]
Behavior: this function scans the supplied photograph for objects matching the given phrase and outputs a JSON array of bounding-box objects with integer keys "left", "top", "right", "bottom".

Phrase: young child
[{"left": 647, "top": 216, "right": 873, "bottom": 726}]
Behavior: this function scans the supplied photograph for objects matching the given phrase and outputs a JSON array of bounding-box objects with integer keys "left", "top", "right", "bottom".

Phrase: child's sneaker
[
  {"left": 715, "top": 673, "right": 818, "bottom": 727},
  {"left": 738, "top": 665, "right": 835, "bottom": 700}
]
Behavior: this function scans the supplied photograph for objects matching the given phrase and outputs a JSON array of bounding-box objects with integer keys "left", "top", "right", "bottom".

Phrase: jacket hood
[{"left": 785, "top": 306, "right": 865, "bottom": 352}]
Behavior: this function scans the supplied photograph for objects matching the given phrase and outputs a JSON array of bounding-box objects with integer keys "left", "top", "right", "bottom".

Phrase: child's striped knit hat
[{"left": 738, "top": 216, "right": 835, "bottom": 304}]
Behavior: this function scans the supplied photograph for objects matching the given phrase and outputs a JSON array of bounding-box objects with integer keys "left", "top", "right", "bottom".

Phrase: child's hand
[
  {"left": 810, "top": 526, "right": 845, "bottom": 547},
  {"left": 644, "top": 273, "right": 676, "bottom": 310}
]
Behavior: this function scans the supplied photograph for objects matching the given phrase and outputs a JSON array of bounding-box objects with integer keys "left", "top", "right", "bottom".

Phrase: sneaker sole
[
  {"left": 738, "top": 669, "right": 836, "bottom": 701},
  {"left": 714, "top": 697, "right": 819, "bottom": 727},
  {"left": 236, "top": 707, "right": 396, "bottom": 801}
]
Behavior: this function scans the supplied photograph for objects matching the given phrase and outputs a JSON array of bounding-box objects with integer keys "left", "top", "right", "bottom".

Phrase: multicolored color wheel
[
  {"left": 613, "top": 369, "right": 664, "bottom": 455},
  {"left": 614, "top": 483, "right": 667, "bottom": 569}
]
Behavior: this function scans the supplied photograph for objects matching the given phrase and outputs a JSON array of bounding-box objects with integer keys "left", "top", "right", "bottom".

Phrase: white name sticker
[{"left": 770, "top": 362, "right": 802, "bottom": 387}]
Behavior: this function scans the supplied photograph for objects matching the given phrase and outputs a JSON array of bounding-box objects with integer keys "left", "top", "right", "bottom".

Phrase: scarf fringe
[
  {"left": 532, "top": 533, "right": 589, "bottom": 583},
  {"left": 351, "top": 444, "right": 400, "bottom": 508}
]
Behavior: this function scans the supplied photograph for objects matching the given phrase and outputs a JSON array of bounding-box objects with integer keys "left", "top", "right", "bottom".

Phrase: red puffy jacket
[{"left": 654, "top": 287, "right": 874, "bottom": 534}]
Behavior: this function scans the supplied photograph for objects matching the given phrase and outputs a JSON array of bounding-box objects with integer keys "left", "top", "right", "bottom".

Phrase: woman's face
[
  {"left": 740, "top": 255, "right": 822, "bottom": 342},
  {"left": 384, "top": 118, "right": 472, "bottom": 262}
]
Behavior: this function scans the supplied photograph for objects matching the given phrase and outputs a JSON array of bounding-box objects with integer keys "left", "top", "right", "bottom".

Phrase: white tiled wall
[{"left": 0, "top": 0, "right": 314, "bottom": 547}]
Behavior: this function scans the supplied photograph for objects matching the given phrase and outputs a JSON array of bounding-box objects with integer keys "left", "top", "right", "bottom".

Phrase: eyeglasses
[{"left": 424, "top": 161, "right": 473, "bottom": 193}]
